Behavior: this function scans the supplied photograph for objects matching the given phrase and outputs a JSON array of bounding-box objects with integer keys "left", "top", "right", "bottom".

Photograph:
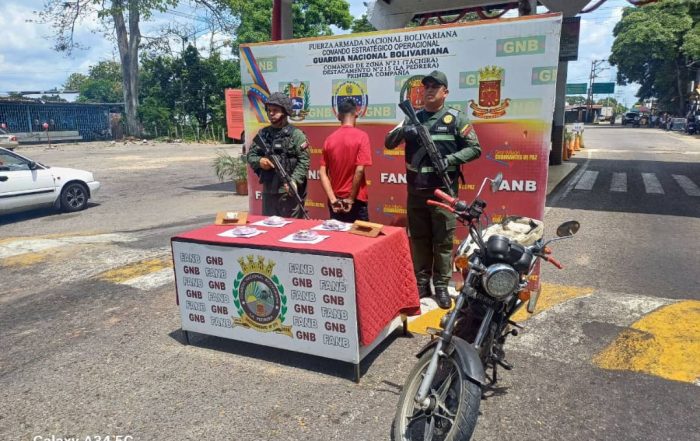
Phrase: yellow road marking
[
  {"left": 407, "top": 283, "right": 594, "bottom": 335},
  {"left": 0, "top": 231, "right": 103, "bottom": 245},
  {"left": 511, "top": 283, "right": 594, "bottom": 322},
  {"left": 407, "top": 306, "right": 449, "bottom": 334},
  {"left": 0, "top": 249, "right": 54, "bottom": 267},
  {"left": 593, "top": 300, "right": 700, "bottom": 384},
  {"left": 96, "top": 256, "right": 172, "bottom": 283}
]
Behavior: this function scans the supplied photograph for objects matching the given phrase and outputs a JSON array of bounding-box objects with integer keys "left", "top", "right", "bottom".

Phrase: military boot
[
  {"left": 435, "top": 287, "right": 452, "bottom": 309},
  {"left": 418, "top": 284, "right": 433, "bottom": 299}
]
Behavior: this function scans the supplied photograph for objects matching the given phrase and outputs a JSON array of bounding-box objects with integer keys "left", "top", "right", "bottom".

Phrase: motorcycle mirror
[
  {"left": 490, "top": 172, "right": 503, "bottom": 193},
  {"left": 556, "top": 220, "right": 580, "bottom": 237}
]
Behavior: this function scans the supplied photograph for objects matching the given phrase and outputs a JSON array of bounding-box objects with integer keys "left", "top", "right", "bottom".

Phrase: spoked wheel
[
  {"left": 60, "top": 182, "right": 88, "bottom": 212},
  {"left": 393, "top": 349, "right": 481, "bottom": 441}
]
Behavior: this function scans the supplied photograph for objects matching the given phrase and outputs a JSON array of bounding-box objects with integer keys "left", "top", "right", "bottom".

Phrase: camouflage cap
[
  {"left": 265, "top": 92, "right": 293, "bottom": 116},
  {"left": 422, "top": 70, "right": 448, "bottom": 88}
]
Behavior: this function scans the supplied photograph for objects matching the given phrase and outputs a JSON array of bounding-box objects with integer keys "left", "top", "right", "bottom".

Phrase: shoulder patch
[
  {"left": 442, "top": 114, "right": 454, "bottom": 125},
  {"left": 300, "top": 141, "right": 309, "bottom": 150},
  {"left": 460, "top": 123, "right": 474, "bottom": 137}
]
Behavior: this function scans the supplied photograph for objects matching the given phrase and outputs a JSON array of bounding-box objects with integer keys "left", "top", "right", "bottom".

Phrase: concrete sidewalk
[{"left": 546, "top": 161, "right": 578, "bottom": 195}]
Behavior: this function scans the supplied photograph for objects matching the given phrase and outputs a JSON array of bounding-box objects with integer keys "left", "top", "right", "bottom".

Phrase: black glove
[
  {"left": 404, "top": 124, "right": 418, "bottom": 141},
  {"left": 437, "top": 155, "right": 451, "bottom": 171}
]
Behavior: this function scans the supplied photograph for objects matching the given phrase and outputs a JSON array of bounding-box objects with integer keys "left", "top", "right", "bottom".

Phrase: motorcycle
[{"left": 392, "top": 173, "right": 580, "bottom": 441}]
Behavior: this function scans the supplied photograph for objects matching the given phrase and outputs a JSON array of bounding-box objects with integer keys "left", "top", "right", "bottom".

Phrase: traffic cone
[{"left": 574, "top": 134, "right": 581, "bottom": 151}]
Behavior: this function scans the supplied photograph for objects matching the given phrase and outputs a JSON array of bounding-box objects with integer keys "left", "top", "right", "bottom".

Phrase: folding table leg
[
  {"left": 402, "top": 313, "right": 409, "bottom": 336},
  {"left": 182, "top": 329, "right": 190, "bottom": 345},
  {"left": 354, "top": 363, "right": 361, "bottom": 383}
]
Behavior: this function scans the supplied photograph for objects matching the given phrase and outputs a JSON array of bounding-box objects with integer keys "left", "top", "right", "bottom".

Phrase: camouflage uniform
[
  {"left": 385, "top": 105, "right": 481, "bottom": 294},
  {"left": 247, "top": 125, "right": 310, "bottom": 218}
]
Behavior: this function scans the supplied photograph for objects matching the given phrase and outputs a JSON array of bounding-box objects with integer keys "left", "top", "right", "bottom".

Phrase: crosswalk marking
[
  {"left": 672, "top": 174, "right": 700, "bottom": 196},
  {"left": 610, "top": 172, "right": 627, "bottom": 192},
  {"left": 642, "top": 173, "right": 664, "bottom": 194},
  {"left": 574, "top": 170, "right": 599, "bottom": 190},
  {"left": 568, "top": 171, "right": 699, "bottom": 196}
]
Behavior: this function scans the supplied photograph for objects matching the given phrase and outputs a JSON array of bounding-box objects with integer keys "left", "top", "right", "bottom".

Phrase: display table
[{"left": 171, "top": 216, "right": 420, "bottom": 379}]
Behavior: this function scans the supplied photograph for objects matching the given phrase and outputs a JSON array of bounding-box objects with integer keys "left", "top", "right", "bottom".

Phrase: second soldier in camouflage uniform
[
  {"left": 385, "top": 70, "right": 481, "bottom": 309},
  {"left": 247, "top": 92, "right": 311, "bottom": 218}
]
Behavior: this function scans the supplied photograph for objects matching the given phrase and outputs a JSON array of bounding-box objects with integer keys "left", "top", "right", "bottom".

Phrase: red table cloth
[{"left": 172, "top": 216, "right": 421, "bottom": 346}]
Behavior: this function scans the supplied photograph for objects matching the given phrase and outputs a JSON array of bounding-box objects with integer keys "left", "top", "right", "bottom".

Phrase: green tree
[
  {"left": 232, "top": 0, "right": 353, "bottom": 49},
  {"left": 63, "top": 73, "right": 88, "bottom": 91},
  {"left": 351, "top": 14, "right": 376, "bottom": 33},
  {"left": 566, "top": 95, "right": 586, "bottom": 105},
  {"left": 609, "top": 0, "right": 700, "bottom": 114},
  {"left": 38, "top": 0, "right": 235, "bottom": 136},
  {"left": 139, "top": 47, "right": 240, "bottom": 136},
  {"left": 76, "top": 61, "right": 124, "bottom": 103}
]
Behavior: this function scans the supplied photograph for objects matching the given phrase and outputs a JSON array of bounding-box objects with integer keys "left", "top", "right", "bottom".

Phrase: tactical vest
[
  {"left": 405, "top": 108, "right": 461, "bottom": 190},
  {"left": 258, "top": 125, "right": 299, "bottom": 186}
]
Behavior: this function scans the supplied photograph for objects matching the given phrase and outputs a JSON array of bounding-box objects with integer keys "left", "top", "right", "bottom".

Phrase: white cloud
[{"left": 0, "top": 1, "right": 115, "bottom": 95}]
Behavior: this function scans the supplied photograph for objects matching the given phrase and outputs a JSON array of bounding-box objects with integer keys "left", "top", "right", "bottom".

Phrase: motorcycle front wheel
[{"left": 392, "top": 349, "right": 481, "bottom": 441}]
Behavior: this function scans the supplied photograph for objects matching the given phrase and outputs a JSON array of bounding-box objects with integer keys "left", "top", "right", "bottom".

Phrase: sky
[{"left": 0, "top": 0, "right": 638, "bottom": 106}]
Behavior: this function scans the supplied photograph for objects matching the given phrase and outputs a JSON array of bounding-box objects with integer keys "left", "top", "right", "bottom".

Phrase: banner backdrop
[{"left": 240, "top": 14, "right": 562, "bottom": 275}]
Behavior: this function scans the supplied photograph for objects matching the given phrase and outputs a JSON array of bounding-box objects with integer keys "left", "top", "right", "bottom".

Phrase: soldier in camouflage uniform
[
  {"left": 385, "top": 71, "right": 481, "bottom": 309},
  {"left": 247, "top": 92, "right": 311, "bottom": 218}
]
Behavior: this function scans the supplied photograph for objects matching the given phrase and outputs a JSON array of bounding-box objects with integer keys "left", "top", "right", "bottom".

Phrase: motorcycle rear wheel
[{"left": 392, "top": 349, "right": 481, "bottom": 441}]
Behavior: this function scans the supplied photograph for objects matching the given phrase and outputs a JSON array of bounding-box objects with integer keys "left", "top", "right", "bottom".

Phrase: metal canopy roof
[{"left": 367, "top": 0, "right": 608, "bottom": 29}]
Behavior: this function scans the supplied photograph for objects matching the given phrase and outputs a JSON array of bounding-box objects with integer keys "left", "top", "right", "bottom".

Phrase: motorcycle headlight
[{"left": 482, "top": 263, "right": 519, "bottom": 299}]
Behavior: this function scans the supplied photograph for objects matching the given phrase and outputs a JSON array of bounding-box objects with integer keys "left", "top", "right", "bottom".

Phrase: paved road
[{"left": 1, "top": 131, "right": 698, "bottom": 441}]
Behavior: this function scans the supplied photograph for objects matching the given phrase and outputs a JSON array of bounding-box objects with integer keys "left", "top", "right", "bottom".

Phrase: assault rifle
[
  {"left": 398, "top": 100, "right": 454, "bottom": 197},
  {"left": 253, "top": 134, "right": 309, "bottom": 219}
]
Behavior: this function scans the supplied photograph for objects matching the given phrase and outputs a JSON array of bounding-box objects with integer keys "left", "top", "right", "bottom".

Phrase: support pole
[
  {"left": 272, "top": 0, "right": 292, "bottom": 41},
  {"left": 551, "top": 58, "right": 568, "bottom": 165},
  {"left": 272, "top": 0, "right": 282, "bottom": 41}
]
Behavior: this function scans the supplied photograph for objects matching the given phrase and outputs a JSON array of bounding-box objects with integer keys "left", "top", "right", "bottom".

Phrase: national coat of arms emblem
[{"left": 468, "top": 66, "right": 510, "bottom": 119}]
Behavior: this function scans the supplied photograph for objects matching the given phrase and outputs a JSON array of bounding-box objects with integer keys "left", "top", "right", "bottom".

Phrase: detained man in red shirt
[{"left": 320, "top": 99, "right": 373, "bottom": 222}]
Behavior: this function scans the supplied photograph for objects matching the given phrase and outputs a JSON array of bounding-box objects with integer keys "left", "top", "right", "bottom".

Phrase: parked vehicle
[
  {"left": 0, "top": 147, "right": 100, "bottom": 215},
  {"left": 0, "top": 128, "right": 19, "bottom": 150},
  {"left": 621, "top": 112, "right": 637, "bottom": 126},
  {"left": 670, "top": 118, "right": 686, "bottom": 132},
  {"left": 392, "top": 174, "right": 579, "bottom": 441}
]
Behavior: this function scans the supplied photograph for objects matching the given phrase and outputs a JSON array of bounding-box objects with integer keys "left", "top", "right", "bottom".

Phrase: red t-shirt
[{"left": 321, "top": 126, "right": 373, "bottom": 202}]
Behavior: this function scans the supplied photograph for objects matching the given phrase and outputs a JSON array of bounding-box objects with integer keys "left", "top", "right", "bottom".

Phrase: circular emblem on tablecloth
[{"left": 232, "top": 255, "right": 292, "bottom": 336}]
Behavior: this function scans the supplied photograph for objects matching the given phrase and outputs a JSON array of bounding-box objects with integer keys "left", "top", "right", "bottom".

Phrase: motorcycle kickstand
[{"left": 489, "top": 361, "right": 498, "bottom": 386}]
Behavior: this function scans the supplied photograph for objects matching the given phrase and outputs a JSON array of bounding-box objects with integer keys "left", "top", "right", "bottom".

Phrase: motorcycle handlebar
[
  {"left": 433, "top": 189, "right": 456, "bottom": 206},
  {"left": 544, "top": 255, "right": 564, "bottom": 269},
  {"left": 426, "top": 199, "right": 454, "bottom": 212}
]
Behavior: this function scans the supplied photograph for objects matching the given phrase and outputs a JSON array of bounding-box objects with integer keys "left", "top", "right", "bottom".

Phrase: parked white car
[
  {"left": 0, "top": 128, "right": 19, "bottom": 150},
  {"left": 0, "top": 147, "right": 100, "bottom": 215}
]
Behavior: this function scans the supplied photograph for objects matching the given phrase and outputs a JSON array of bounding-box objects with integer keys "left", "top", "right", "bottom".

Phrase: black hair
[{"left": 338, "top": 98, "right": 358, "bottom": 116}]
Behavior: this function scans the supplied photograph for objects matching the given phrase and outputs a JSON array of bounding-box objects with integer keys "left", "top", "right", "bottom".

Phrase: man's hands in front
[{"left": 331, "top": 198, "right": 353, "bottom": 213}]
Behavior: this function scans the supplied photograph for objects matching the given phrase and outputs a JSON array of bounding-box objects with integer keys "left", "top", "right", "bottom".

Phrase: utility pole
[{"left": 586, "top": 59, "right": 608, "bottom": 123}]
